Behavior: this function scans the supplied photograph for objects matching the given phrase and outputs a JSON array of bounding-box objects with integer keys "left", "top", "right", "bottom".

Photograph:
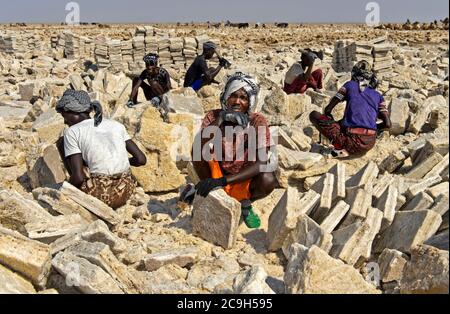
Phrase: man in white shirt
[
  {"left": 283, "top": 48, "right": 324, "bottom": 94},
  {"left": 56, "top": 90, "right": 147, "bottom": 209}
]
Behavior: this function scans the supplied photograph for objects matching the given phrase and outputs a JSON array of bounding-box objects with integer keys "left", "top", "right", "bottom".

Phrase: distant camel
[{"left": 275, "top": 22, "right": 289, "bottom": 28}]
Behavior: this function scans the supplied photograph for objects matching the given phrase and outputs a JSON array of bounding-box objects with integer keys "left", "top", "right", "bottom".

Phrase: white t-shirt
[{"left": 63, "top": 119, "right": 132, "bottom": 175}]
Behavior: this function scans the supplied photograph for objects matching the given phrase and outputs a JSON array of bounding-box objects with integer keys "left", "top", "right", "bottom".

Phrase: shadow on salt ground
[
  {"left": 242, "top": 228, "right": 268, "bottom": 254},
  {"left": 16, "top": 171, "right": 33, "bottom": 193},
  {"left": 167, "top": 215, "right": 193, "bottom": 234},
  {"left": 146, "top": 196, "right": 179, "bottom": 215}
]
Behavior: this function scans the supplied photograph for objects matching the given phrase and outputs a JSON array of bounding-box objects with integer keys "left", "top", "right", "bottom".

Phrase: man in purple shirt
[{"left": 309, "top": 61, "right": 391, "bottom": 157}]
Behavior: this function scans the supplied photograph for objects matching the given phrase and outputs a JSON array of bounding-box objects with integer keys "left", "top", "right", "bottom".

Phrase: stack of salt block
[
  {"left": 158, "top": 37, "right": 172, "bottom": 67},
  {"left": 108, "top": 39, "right": 122, "bottom": 70},
  {"left": 170, "top": 37, "right": 185, "bottom": 69},
  {"left": 121, "top": 40, "right": 133, "bottom": 68},
  {"left": 132, "top": 36, "right": 145, "bottom": 63},
  {"left": 94, "top": 36, "right": 110, "bottom": 69},
  {"left": 332, "top": 39, "right": 356, "bottom": 73}
]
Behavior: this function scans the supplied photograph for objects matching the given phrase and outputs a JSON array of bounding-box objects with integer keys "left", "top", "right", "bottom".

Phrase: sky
[{"left": 0, "top": 0, "right": 448, "bottom": 24}]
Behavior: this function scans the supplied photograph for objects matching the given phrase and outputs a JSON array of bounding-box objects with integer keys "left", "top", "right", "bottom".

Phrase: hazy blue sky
[{"left": 0, "top": 0, "right": 448, "bottom": 23}]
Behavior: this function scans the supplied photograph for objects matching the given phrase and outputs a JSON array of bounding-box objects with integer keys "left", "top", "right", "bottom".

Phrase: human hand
[
  {"left": 220, "top": 111, "right": 249, "bottom": 127},
  {"left": 195, "top": 177, "right": 227, "bottom": 197}
]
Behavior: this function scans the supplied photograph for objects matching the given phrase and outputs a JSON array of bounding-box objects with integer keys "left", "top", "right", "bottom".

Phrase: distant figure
[
  {"left": 275, "top": 22, "right": 289, "bottom": 28},
  {"left": 283, "top": 48, "right": 324, "bottom": 94},
  {"left": 56, "top": 90, "right": 147, "bottom": 209},
  {"left": 127, "top": 53, "right": 171, "bottom": 108},
  {"left": 184, "top": 41, "right": 230, "bottom": 91},
  {"left": 309, "top": 61, "right": 391, "bottom": 158}
]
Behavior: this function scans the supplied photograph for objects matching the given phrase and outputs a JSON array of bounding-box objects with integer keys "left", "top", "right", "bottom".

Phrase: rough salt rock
[
  {"left": 284, "top": 244, "right": 380, "bottom": 294},
  {"left": 401, "top": 191, "right": 433, "bottom": 212},
  {"left": 0, "top": 226, "right": 52, "bottom": 288},
  {"left": 52, "top": 251, "right": 124, "bottom": 294},
  {"left": 287, "top": 93, "right": 311, "bottom": 119},
  {"left": 378, "top": 248, "right": 408, "bottom": 283},
  {"left": 405, "top": 175, "right": 442, "bottom": 200},
  {"left": 329, "top": 162, "right": 346, "bottom": 202},
  {"left": 25, "top": 214, "right": 87, "bottom": 243},
  {"left": 267, "top": 188, "right": 320, "bottom": 252},
  {"left": 375, "top": 184, "right": 398, "bottom": 227},
  {"left": 80, "top": 220, "right": 127, "bottom": 254},
  {"left": 289, "top": 126, "right": 312, "bottom": 152},
  {"left": 32, "top": 186, "right": 97, "bottom": 223},
  {"left": 429, "top": 194, "right": 449, "bottom": 216},
  {"left": 162, "top": 92, "right": 204, "bottom": 117},
  {"left": 400, "top": 245, "right": 449, "bottom": 294},
  {"left": 132, "top": 106, "right": 184, "bottom": 192},
  {"left": 232, "top": 266, "right": 275, "bottom": 294},
  {"left": 282, "top": 214, "right": 333, "bottom": 259},
  {"left": 408, "top": 101, "right": 433, "bottom": 134},
  {"left": 330, "top": 212, "right": 381, "bottom": 266},
  {"left": 0, "top": 263, "right": 37, "bottom": 294},
  {"left": 65, "top": 241, "right": 144, "bottom": 294},
  {"left": 345, "top": 186, "right": 373, "bottom": 220},
  {"left": 346, "top": 161, "right": 379, "bottom": 188},
  {"left": 389, "top": 98, "right": 410, "bottom": 135},
  {"left": 310, "top": 173, "right": 335, "bottom": 222},
  {"left": 271, "top": 126, "right": 299, "bottom": 151},
  {"left": 406, "top": 152, "right": 443, "bottom": 180},
  {"left": 0, "top": 189, "right": 53, "bottom": 235},
  {"left": 187, "top": 255, "right": 241, "bottom": 292},
  {"left": 27, "top": 144, "right": 67, "bottom": 189},
  {"left": 59, "top": 182, "right": 121, "bottom": 225},
  {"left": 424, "top": 230, "right": 449, "bottom": 251},
  {"left": 374, "top": 210, "right": 442, "bottom": 253},
  {"left": 192, "top": 189, "right": 241, "bottom": 250},
  {"left": 426, "top": 182, "right": 449, "bottom": 199},
  {"left": 277, "top": 145, "right": 323, "bottom": 170},
  {"left": 144, "top": 246, "right": 199, "bottom": 271},
  {"left": 31, "top": 108, "right": 65, "bottom": 144},
  {"left": 379, "top": 150, "right": 409, "bottom": 174},
  {"left": 18, "top": 80, "right": 41, "bottom": 101},
  {"left": 320, "top": 200, "right": 351, "bottom": 233}
]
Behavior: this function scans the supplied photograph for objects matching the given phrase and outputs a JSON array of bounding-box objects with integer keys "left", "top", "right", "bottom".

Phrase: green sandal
[{"left": 241, "top": 206, "right": 261, "bottom": 229}]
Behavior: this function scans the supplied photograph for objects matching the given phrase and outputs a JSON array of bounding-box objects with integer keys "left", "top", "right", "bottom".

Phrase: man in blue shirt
[{"left": 309, "top": 61, "right": 391, "bottom": 157}]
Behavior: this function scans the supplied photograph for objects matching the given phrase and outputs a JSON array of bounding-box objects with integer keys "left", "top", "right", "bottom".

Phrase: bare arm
[
  {"left": 165, "top": 72, "right": 172, "bottom": 92},
  {"left": 324, "top": 96, "right": 343, "bottom": 117},
  {"left": 302, "top": 58, "right": 315, "bottom": 82},
  {"left": 126, "top": 140, "right": 147, "bottom": 166},
  {"left": 225, "top": 157, "right": 266, "bottom": 185},
  {"left": 377, "top": 111, "right": 391, "bottom": 130},
  {"left": 130, "top": 78, "right": 142, "bottom": 101},
  {"left": 67, "top": 154, "right": 85, "bottom": 188},
  {"left": 204, "top": 65, "right": 223, "bottom": 83}
]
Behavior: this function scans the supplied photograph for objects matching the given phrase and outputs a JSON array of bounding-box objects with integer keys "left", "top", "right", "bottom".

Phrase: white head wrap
[{"left": 220, "top": 72, "right": 260, "bottom": 113}]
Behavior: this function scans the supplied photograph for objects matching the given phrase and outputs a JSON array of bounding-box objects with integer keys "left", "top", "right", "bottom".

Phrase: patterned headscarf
[
  {"left": 56, "top": 89, "right": 103, "bottom": 127},
  {"left": 220, "top": 72, "right": 260, "bottom": 113},
  {"left": 143, "top": 53, "right": 159, "bottom": 66},
  {"left": 351, "top": 60, "right": 373, "bottom": 82},
  {"left": 351, "top": 60, "right": 378, "bottom": 90}
]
